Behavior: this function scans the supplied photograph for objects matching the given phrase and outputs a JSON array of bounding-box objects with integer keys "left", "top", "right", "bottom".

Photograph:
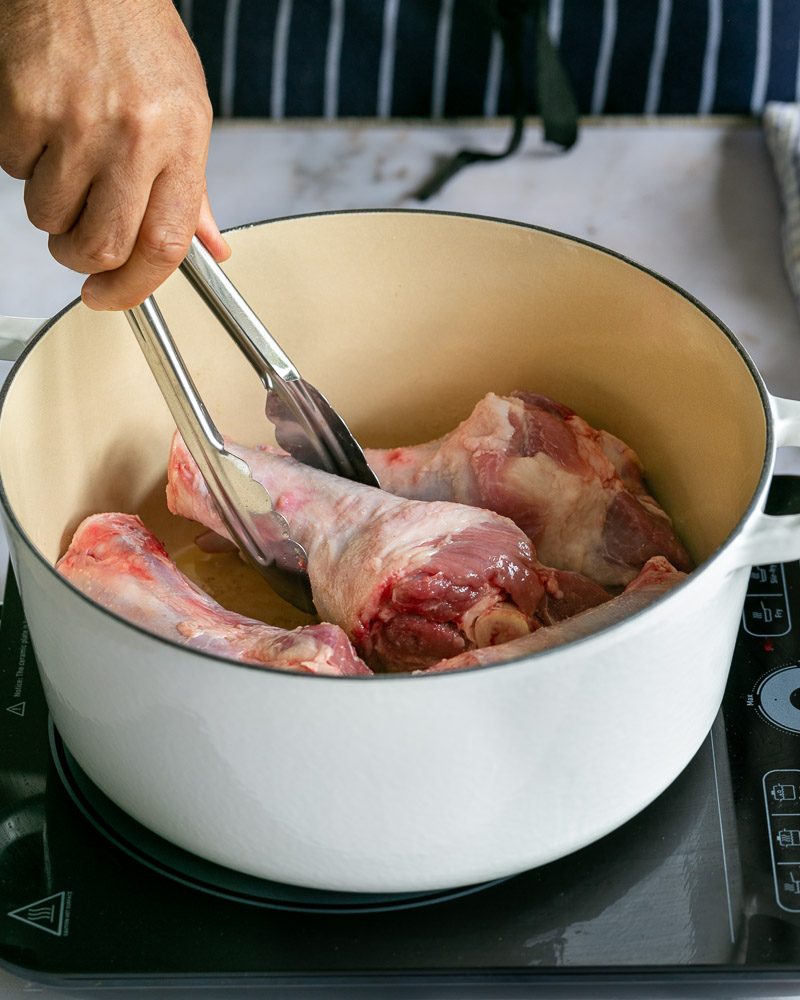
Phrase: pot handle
[
  {"left": 727, "top": 395, "right": 800, "bottom": 568},
  {"left": 0, "top": 315, "right": 46, "bottom": 361}
]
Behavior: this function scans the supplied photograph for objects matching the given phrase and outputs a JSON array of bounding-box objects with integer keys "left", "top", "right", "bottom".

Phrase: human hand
[{"left": 0, "top": 0, "right": 230, "bottom": 311}]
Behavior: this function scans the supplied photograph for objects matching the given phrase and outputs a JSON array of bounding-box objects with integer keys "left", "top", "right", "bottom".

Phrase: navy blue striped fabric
[
  {"left": 714, "top": 0, "right": 759, "bottom": 113},
  {"left": 604, "top": 1, "right": 660, "bottom": 114},
  {"left": 177, "top": 0, "right": 800, "bottom": 119},
  {"left": 557, "top": 1, "right": 605, "bottom": 114},
  {"left": 389, "top": 1, "right": 440, "bottom": 117},
  {"left": 490, "top": 8, "right": 538, "bottom": 116},
  {"left": 445, "top": 3, "right": 494, "bottom": 117},
  {"left": 767, "top": 0, "right": 800, "bottom": 104},
  {"left": 659, "top": 2, "right": 710, "bottom": 115},
  {"left": 339, "top": 2, "right": 387, "bottom": 116},
  {"left": 189, "top": 2, "right": 228, "bottom": 114},
  {"left": 233, "top": 1, "right": 279, "bottom": 116},
  {"left": 284, "top": 0, "right": 329, "bottom": 116}
]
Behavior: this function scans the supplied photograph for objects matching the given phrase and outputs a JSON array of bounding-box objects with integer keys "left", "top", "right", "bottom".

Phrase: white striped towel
[{"left": 765, "top": 102, "right": 800, "bottom": 307}]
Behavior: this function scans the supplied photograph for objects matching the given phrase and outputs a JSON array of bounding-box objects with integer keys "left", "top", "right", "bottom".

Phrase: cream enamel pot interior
[{"left": 2, "top": 210, "right": 800, "bottom": 894}]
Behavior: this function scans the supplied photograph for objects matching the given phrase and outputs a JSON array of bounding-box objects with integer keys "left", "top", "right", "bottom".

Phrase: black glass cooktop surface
[{"left": 3, "top": 480, "right": 800, "bottom": 997}]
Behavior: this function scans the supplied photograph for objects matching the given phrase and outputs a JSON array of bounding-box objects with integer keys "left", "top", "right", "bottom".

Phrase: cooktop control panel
[
  {"left": 2, "top": 478, "right": 800, "bottom": 996},
  {"left": 764, "top": 769, "right": 800, "bottom": 912},
  {"left": 743, "top": 563, "right": 792, "bottom": 639}
]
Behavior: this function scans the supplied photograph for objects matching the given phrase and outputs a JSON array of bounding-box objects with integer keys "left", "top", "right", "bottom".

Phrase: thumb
[{"left": 196, "top": 187, "right": 231, "bottom": 262}]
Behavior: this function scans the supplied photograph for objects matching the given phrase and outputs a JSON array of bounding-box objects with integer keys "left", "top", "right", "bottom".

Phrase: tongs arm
[
  {"left": 180, "top": 237, "right": 299, "bottom": 388},
  {"left": 179, "top": 237, "right": 379, "bottom": 487},
  {"left": 126, "top": 298, "right": 315, "bottom": 615}
]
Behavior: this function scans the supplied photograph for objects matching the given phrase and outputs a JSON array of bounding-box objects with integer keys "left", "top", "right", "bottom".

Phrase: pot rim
[{"left": 0, "top": 208, "right": 775, "bottom": 683}]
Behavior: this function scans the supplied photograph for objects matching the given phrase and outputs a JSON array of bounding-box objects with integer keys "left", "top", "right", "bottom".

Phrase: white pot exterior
[
  {"left": 3, "top": 510, "right": 755, "bottom": 892},
  {"left": 3, "top": 211, "right": 800, "bottom": 894}
]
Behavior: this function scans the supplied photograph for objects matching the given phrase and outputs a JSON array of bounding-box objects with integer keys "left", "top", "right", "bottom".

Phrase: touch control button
[
  {"left": 764, "top": 770, "right": 800, "bottom": 912},
  {"left": 744, "top": 563, "right": 791, "bottom": 636},
  {"left": 757, "top": 666, "right": 800, "bottom": 733}
]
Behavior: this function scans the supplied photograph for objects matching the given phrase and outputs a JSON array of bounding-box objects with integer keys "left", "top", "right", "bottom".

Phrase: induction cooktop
[{"left": 3, "top": 481, "right": 800, "bottom": 998}]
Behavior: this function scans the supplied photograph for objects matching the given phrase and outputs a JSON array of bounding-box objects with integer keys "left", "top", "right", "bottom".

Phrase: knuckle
[
  {"left": 0, "top": 137, "right": 42, "bottom": 181},
  {"left": 115, "top": 93, "right": 211, "bottom": 152},
  {"left": 46, "top": 235, "right": 77, "bottom": 271},
  {"left": 122, "top": 94, "right": 211, "bottom": 142},
  {"left": 87, "top": 246, "right": 128, "bottom": 272},
  {"left": 24, "top": 193, "right": 70, "bottom": 235},
  {"left": 0, "top": 87, "right": 38, "bottom": 132},
  {"left": 175, "top": 96, "right": 213, "bottom": 143},
  {"left": 27, "top": 207, "right": 59, "bottom": 234},
  {"left": 81, "top": 235, "right": 129, "bottom": 272},
  {"left": 2, "top": 157, "right": 31, "bottom": 181},
  {"left": 194, "top": 95, "right": 213, "bottom": 129},
  {"left": 139, "top": 225, "right": 191, "bottom": 270},
  {"left": 119, "top": 99, "right": 163, "bottom": 142},
  {"left": 62, "top": 101, "right": 96, "bottom": 137}
]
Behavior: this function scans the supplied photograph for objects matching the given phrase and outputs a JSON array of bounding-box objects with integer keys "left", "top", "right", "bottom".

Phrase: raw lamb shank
[
  {"left": 428, "top": 555, "right": 686, "bottom": 673},
  {"left": 167, "top": 435, "right": 611, "bottom": 671},
  {"left": 364, "top": 391, "right": 692, "bottom": 588},
  {"left": 57, "top": 513, "right": 371, "bottom": 677}
]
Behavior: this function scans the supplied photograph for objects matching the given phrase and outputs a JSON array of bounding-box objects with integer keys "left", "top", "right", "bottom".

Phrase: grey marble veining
[{"left": 2, "top": 119, "right": 798, "bottom": 403}]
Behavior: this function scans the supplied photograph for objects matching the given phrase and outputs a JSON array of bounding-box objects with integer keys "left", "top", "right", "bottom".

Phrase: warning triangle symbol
[
  {"left": 6, "top": 702, "right": 25, "bottom": 717},
  {"left": 8, "top": 891, "right": 66, "bottom": 936}
]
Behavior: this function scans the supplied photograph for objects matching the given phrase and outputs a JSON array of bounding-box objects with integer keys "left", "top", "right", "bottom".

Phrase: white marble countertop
[
  {"left": 3, "top": 118, "right": 800, "bottom": 405},
  {"left": 1, "top": 118, "right": 799, "bottom": 999}
]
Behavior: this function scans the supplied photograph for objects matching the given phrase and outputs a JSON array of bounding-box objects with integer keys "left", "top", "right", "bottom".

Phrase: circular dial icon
[{"left": 756, "top": 665, "right": 800, "bottom": 733}]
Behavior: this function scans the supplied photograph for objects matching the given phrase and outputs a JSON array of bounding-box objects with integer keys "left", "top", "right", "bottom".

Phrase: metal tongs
[{"left": 125, "top": 236, "right": 378, "bottom": 615}]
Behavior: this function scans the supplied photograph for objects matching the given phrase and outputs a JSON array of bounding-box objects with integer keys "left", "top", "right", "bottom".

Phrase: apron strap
[{"left": 415, "top": 0, "right": 578, "bottom": 201}]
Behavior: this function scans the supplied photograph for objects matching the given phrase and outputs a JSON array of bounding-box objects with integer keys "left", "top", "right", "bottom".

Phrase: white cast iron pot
[{"left": 1, "top": 211, "right": 799, "bottom": 894}]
